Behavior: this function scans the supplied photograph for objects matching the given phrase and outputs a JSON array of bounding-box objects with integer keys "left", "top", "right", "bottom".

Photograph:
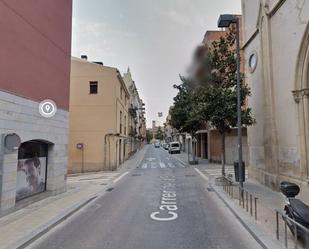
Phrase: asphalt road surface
[{"left": 27, "top": 145, "right": 262, "bottom": 249}]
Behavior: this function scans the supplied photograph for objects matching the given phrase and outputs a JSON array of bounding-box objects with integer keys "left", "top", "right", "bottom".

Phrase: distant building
[
  {"left": 69, "top": 57, "right": 129, "bottom": 173},
  {"left": 0, "top": 0, "right": 72, "bottom": 215},
  {"left": 123, "top": 68, "right": 146, "bottom": 153},
  {"left": 242, "top": 0, "right": 309, "bottom": 199}
]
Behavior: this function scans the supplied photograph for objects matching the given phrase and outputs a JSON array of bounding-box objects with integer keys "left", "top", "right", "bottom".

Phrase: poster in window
[{"left": 16, "top": 157, "right": 46, "bottom": 201}]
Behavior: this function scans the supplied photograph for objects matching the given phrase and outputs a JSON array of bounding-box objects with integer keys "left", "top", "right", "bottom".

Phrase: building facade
[
  {"left": 69, "top": 57, "right": 130, "bottom": 173},
  {"left": 123, "top": 68, "right": 146, "bottom": 154},
  {"left": 0, "top": 0, "right": 72, "bottom": 215},
  {"left": 186, "top": 21, "right": 249, "bottom": 165},
  {"left": 242, "top": 0, "right": 309, "bottom": 199}
]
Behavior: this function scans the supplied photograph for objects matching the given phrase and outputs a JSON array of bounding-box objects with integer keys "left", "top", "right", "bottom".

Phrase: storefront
[{"left": 16, "top": 140, "right": 50, "bottom": 201}]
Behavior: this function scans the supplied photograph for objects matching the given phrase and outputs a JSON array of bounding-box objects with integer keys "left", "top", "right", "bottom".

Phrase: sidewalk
[
  {"left": 0, "top": 146, "right": 147, "bottom": 249},
  {"left": 172, "top": 152, "right": 290, "bottom": 249}
]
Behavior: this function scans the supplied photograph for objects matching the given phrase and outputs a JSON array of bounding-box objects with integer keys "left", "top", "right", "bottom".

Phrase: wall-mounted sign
[
  {"left": 76, "top": 143, "right": 84, "bottom": 150},
  {"left": 4, "top": 133, "right": 21, "bottom": 152}
]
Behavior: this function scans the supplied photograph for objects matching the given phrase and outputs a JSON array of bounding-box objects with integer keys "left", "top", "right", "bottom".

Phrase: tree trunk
[{"left": 221, "top": 133, "right": 226, "bottom": 177}]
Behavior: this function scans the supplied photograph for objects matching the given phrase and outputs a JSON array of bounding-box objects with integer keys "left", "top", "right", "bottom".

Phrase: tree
[
  {"left": 146, "top": 130, "right": 152, "bottom": 144},
  {"left": 155, "top": 126, "right": 164, "bottom": 141},
  {"left": 197, "top": 27, "right": 254, "bottom": 176},
  {"left": 169, "top": 76, "right": 203, "bottom": 161}
]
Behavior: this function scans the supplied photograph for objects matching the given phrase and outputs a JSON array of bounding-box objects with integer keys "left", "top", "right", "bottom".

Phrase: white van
[{"left": 169, "top": 142, "right": 180, "bottom": 154}]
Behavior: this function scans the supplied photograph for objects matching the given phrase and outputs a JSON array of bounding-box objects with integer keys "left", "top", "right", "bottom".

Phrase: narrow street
[{"left": 27, "top": 145, "right": 261, "bottom": 249}]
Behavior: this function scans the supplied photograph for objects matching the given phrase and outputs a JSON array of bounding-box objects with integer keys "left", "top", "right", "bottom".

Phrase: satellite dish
[{"left": 4, "top": 133, "right": 21, "bottom": 152}]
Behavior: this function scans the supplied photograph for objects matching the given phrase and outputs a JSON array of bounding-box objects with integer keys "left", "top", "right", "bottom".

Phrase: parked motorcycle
[{"left": 280, "top": 181, "right": 309, "bottom": 238}]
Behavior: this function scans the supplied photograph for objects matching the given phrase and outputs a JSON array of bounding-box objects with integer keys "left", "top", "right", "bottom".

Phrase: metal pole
[
  {"left": 276, "top": 211, "right": 279, "bottom": 240},
  {"left": 236, "top": 17, "right": 243, "bottom": 189},
  {"left": 81, "top": 147, "right": 84, "bottom": 173}
]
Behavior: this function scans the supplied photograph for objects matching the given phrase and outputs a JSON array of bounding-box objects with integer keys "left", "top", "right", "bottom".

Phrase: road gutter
[
  {"left": 8, "top": 195, "right": 98, "bottom": 249},
  {"left": 194, "top": 167, "right": 283, "bottom": 249}
]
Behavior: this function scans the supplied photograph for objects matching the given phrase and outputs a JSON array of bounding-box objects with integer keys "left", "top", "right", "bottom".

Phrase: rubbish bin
[{"left": 234, "top": 161, "right": 245, "bottom": 182}]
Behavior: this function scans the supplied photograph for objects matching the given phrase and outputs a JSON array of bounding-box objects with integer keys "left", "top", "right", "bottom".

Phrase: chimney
[{"left": 81, "top": 55, "right": 88, "bottom": 60}]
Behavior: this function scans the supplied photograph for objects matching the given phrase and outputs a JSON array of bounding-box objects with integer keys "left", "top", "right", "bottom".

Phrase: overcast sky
[{"left": 72, "top": 0, "right": 241, "bottom": 128}]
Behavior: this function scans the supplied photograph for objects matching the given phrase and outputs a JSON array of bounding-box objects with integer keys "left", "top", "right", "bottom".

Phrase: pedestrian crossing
[
  {"left": 68, "top": 172, "right": 120, "bottom": 183},
  {"left": 140, "top": 161, "right": 184, "bottom": 169}
]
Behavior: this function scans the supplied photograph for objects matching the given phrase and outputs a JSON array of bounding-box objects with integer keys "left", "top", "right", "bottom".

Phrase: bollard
[
  {"left": 254, "top": 197, "right": 258, "bottom": 220},
  {"left": 276, "top": 211, "right": 279, "bottom": 240},
  {"left": 246, "top": 191, "right": 248, "bottom": 212},
  {"left": 239, "top": 187, "right": 241, "bottom": 206},
  {"left": 250, "top": 194, "right": 253, "bottom": 216}
]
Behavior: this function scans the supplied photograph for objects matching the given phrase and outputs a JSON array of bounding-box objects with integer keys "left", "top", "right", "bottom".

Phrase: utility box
[{"left": 234, "top": 161, "right": 245, "bottom": 182}]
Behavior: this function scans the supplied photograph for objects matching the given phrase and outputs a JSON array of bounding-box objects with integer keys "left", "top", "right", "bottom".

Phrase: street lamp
[{"left": 217, "top": 14, "right": 243, "bottom": 189}]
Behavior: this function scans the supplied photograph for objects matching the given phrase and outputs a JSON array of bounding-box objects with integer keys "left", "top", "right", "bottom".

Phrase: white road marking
[
  {"left": 160, "top": 163, "right": 166, "bottom": 168},
  {"left": 150, "top": 175, "right": 178, "bottom": 222},
  {"left": 178, "top": 163, "right": 185, "bottom": 168},
  {"left": 142, "top": 163, "right": 148, "bottom": 169},
  {"left": 194, "top": 167, "right": 209, "bottom": 181},
  {"left": 146, "top": 158, "right": 156, "bottom": 162},
  {"left": 113, "top": 171, "right": 129, "bottom": 183},
  {"left": 168, "top": 163, "right": 175, "bottom": 168}
]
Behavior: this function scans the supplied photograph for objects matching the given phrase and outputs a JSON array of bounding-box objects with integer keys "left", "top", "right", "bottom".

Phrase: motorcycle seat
[{"left": 290, "top": 199, "right": 309, "bottom": 224}]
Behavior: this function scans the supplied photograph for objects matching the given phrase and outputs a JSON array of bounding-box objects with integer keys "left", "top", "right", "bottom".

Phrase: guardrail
[
  {"left": 276, "top": 209, "right": 309, "bottom": 249},
  {"left": 222, "top": 178, "right": 258, "bottom": 220},
  {"left": 222, "top": 178, "right": 309, "bottom": 249}
]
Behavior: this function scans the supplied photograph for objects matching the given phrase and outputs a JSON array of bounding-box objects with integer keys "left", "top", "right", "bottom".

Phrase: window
[
  {"left": 89, "top": 81, "right": 98, "bottom": 94},
  {"left": 120, "top": 111, "right": 122, "bottom": 134},
  {"left": 124, "top": 115, "right": 127, "bottom": 135}
]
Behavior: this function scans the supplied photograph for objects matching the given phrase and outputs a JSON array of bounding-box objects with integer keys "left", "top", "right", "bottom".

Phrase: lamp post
[{"left": 217, "top": 14, "right": 243, "bottom": 189}]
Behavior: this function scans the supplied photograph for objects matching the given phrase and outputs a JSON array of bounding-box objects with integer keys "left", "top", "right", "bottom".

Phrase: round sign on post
[{"left": 76, "top": 143, "right": 84, "bottom": 150}]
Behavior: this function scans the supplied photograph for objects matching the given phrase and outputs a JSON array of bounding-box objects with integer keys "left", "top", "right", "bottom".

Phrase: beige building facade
[
  {"left": 123, "top": 68, "right": 146, "bottom": 153},
  {"left": 242, "top": 0, "right": 309, "bottom": 200},
  {"left": 69, "top": 57, "right": 129, "bottom": 173}
]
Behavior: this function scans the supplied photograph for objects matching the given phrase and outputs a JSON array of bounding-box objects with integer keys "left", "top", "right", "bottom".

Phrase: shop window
[{"left": 16, "top": 141, "right": 48, "bottom": 201}]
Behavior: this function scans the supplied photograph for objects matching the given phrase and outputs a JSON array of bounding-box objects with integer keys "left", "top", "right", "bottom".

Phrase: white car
[{"left": 169, "top": 142, "right": 180, "bottom": 154}]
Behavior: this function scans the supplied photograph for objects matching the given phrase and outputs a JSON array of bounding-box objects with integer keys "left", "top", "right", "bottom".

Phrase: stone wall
[
  {"left": 0, "top": 90, "right": 68, "bottom": 215},
  {"left": 242, "top": 0, "right": 309, "bottom": 197}
]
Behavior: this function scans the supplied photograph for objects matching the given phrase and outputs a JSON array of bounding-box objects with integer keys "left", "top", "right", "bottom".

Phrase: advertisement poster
[{"left": 16, "top": 157, "right": 46, "bottom": 201}]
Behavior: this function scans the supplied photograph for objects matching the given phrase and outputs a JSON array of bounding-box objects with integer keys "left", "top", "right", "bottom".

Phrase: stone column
[{"left": 293, "top": 89, "right": 309, "bottom": 180}]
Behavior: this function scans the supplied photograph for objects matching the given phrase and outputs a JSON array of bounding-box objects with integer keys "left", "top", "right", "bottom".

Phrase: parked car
[
  {"left": 169, "top": 142, "right": 180, "bottom": 154},
  {"left": 154, "top": 142, "right": 160, "bottom": 148},
  {"left": 164, "top": 143, "right": 169, "bottom": 150}
]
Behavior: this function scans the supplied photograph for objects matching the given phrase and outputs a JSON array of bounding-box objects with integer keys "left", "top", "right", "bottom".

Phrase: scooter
[{"left": 280, "top": 181, "right": 309, "bottom": 238}]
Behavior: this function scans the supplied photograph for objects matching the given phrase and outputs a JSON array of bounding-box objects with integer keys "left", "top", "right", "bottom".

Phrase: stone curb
[
  {"left": 7, "top": 195, "right": 98, "bottom": 249},
  {"left": 209, "top": 181, "right": 283, "bottom": 249},
  {"left": 171, "top": 152, "right": 284, "bottom": 249},
  {"left": 4, "top": 148, "right": 148, "bottom": 249}
]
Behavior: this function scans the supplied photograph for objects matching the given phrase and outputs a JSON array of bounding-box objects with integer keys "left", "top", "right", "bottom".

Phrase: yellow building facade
[{"left": 68, "top": 57, "right": 129, "bottom": 173}]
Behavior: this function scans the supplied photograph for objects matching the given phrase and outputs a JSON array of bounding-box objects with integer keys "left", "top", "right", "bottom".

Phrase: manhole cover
[{"left": 106, "top": 187, "right": 114, "bottom": 192}]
